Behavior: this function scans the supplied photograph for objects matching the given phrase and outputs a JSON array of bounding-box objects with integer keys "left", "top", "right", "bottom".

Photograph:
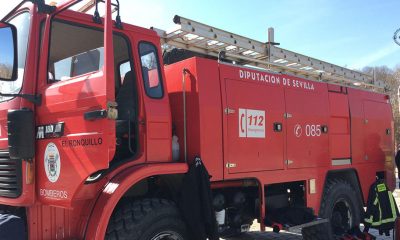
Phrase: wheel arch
[
  {"left": 84, "top": 163, "right": 188, "bottom": 239},
  {"left": 322, "top": 168, "right": 364, "bottom": 206}
]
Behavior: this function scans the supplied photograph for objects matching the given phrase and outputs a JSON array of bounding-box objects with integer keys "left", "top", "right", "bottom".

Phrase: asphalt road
[{"left": 222, "top": 181, "right": 400, "bottom": 240}]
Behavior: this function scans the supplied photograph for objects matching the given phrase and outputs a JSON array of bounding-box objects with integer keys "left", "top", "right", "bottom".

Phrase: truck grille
[{"left": 0, "top": 151, "right": 22, "bottom": 198}]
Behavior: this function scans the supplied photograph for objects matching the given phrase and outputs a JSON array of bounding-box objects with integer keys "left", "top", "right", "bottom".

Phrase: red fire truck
[{"left": 0, "top": 0, "right": 395, "bottom": 239}]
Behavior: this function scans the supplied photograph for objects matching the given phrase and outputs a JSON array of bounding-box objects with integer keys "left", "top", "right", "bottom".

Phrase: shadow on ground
[{"left": 223, "top": 231, "right": 302, "bottom": 240}]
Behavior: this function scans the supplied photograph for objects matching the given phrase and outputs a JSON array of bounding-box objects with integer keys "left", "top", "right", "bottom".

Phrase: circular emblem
[
  {"left": 44, "top": 142, "right": 61, "bottom": 183},
  {"left": 294, "top": 124, "right": 302, "bottom": 138},
  {"left": 394, "top": 28, "right": 400, "bottom": 46}
]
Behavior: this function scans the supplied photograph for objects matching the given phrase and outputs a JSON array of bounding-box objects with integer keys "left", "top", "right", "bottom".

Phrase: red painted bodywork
[
  {"left": 0, "top": 1, "right": 394, "bottom": 239},
  {"left": 165, "top": 57, "right": 395, "bottom": 217}
]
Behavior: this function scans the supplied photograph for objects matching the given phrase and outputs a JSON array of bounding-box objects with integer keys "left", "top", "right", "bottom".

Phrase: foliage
[{"left": 0, "top": 64, "right": 12, "bottom": 80}]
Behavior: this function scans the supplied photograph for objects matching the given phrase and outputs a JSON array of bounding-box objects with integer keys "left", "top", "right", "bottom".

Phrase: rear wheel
[
  {"left": 318, "top": 179, "right": 362, "bottom": 239},
  {"left": 106, "top": 198, "right": 188, "bottom": 240}
]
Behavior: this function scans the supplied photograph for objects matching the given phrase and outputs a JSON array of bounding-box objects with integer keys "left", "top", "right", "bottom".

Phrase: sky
[{"left": 1, "top": 0, "right": 399, "bottom": 70}]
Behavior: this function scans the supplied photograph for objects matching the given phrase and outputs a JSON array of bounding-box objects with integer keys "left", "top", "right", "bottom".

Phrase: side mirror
[
  {"left": 0, "top": 22, "right": 18, "bottom": 81},
  {"left": 8, "top": 109, "right": 35, "bottom": 160}
]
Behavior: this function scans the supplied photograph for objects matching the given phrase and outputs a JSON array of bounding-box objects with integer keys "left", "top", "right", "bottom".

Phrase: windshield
[{"left": 0, "top": 12, "right": 30, "bottom": 102}]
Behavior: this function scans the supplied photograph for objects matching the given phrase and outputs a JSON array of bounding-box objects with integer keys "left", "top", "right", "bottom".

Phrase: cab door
[
  {"left": 138, "top": 41, "right": 172, "bottom": 162},
  {"left": 35, "top": 13, "right": 116, "bottom": 207}
]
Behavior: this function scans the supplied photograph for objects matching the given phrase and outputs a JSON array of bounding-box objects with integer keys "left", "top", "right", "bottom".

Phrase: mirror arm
[
  {"left": 93, "top": 0, "right": 102, "bottom": 24},
  {"left": 92, "top": 0, "right": 123, "bottom": 29},
  {"left": 30, "top": 0, "right": 57, "bottom": 14},
  {"left": 0, "top": 93, "right": 42, "bottom": 105}
]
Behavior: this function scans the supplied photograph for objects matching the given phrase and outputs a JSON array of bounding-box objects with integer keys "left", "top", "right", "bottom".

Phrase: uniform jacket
[
  {"left": 364, "top": 179, "right": 399, "bottom": 235},
  {"left": 179, "top": 157, "right": 218, "bottom": 240}
]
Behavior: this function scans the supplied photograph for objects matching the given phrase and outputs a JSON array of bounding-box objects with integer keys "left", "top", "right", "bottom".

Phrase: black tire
[
  {"left": 106, "top": 198, "right": 188, "bottom": 240},
  {"left": 318, "top": 179, "right": 363, "bottom": 239},
  {"left": 301, "top": 221, "right": 333, "bottom": 240}
]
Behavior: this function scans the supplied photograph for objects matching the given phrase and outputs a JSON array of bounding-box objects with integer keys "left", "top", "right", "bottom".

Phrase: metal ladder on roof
[
  {"left": 76, "top": 0, "right": 118, "bottom": 15},
  {"left": 153, "top": 15, "right": 386, "bottom": 92}
]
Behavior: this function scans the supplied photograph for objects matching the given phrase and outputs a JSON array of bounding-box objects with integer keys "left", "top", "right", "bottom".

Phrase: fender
[{"left": 84, "top": 162, "right": 188, "bottom": 240}]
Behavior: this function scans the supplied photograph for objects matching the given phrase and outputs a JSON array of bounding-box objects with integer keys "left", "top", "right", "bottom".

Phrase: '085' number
[{"left": 305, "top": 124, "right": 321, "bottom": 137}]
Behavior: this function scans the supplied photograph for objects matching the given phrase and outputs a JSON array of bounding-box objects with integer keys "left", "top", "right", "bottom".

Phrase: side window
[
  {"left": 119, "top": 61, "right": 131, "bottom": 84},
  {"left": 139, "top": 42, "right": 163, "bottom": 98},
  {"left": 48, "top": 21, "right": 104, "bottom": 82}
]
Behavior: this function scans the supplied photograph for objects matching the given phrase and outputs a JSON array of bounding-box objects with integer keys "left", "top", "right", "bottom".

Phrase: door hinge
[
  {"left": 284, "top": 113, "right": 293, "bottom": 119},
  {"left": 226, "top": 163, "right": 237, "bottom": 168},
  {"left": 285, "top": 159, "right": 294, "bottom": 165},
  {"left": 224, "top": 108, "right": 236, "bottom": 115}
]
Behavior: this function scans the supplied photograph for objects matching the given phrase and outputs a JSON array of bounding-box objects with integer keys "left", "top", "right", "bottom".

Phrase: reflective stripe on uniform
[{"left": 377, "top": 183, "right": 387, "bottom": 192}]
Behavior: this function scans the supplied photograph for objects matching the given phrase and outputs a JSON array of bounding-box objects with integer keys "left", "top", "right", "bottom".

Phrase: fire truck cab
[{"left": 0, "top": 1, "right": 395, "bottom": 239}]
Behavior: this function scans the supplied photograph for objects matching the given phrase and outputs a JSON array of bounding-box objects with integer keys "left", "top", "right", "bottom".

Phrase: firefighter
[{"left": 363, "top": 178, "right": 399, "bottom": 236}]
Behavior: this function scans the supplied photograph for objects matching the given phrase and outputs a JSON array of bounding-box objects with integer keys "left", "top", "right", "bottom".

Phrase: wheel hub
[
  {"left": 331, "top": 199, "right": 352, "bottom": 235},
  {"left": 151, "top": 231, "right": 183, "bottom": 240},
  {"left": 331, "top": 211, "right": 343, "bottom": 228}
]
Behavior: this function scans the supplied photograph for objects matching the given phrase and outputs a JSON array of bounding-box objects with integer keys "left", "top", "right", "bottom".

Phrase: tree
[{"left": 0, "top": 64, "right": 12, "bottom": 80}]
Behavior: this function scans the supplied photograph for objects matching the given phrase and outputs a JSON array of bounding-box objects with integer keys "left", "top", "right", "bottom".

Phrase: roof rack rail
[
  {"left": 77, "top": 0, "right": 95, "bottom": 13},
  {"left": 76, "top": 0, "right": 117, "bottom": 15},
  {"left": 153, "top": 15, "right": 386, "bottom": 92}
]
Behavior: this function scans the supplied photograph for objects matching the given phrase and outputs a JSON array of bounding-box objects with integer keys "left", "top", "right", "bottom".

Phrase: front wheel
[{"left": 106, "top": 198, "right": 188, "bottom": 240}]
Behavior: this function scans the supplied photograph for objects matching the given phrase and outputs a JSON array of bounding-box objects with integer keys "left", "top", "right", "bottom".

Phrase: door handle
[
  {"left": 273, "top": 122, "right": 283, "bottom": 132},
  {"left": 84, "top": 110, "right": 107, "bottom": 120}
]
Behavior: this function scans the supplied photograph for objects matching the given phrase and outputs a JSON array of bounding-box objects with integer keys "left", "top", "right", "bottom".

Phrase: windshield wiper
[{"left": 0, "top": 93, "right": 41, "bottom": 105}]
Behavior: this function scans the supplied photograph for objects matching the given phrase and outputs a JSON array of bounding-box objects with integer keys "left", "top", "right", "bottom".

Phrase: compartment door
[
  {"left": 225, "top": 78, "right": 285, "bottom": 174},
  {"left": 363, "top": 101, "right": 392, "bottom": 162},
  {"left": 285, "top": 85, "right": 330, "bottom": 169},
  {"left": 329, "top": 92, "right": 351, "bottom": 161}
]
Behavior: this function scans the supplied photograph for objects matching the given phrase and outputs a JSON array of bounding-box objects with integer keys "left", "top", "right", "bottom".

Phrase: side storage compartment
[
  {"left": 164, "top": 57, "right": 224, "bottom": 180},
  {"left": 328, "top": 89, "right": 351, "bottom": 164},
  {"left": 220, "top": 65, "right": 286, "bottom": 174},
  {"left": 363, "top": 100, "right": 392, "bottom": 163},
  {"left": 284, "top": 79, "right": 330, "bottom": 169}
]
